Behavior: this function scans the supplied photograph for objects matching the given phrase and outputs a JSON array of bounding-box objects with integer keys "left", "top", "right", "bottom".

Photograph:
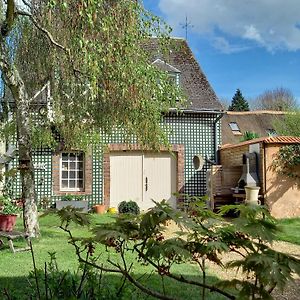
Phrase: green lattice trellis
[{"left": 8, "top": 113, "right": 221, "bottom": 207}]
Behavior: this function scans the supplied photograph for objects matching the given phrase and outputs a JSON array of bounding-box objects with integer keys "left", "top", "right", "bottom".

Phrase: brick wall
[
  {"left": 220, "top": 145, "right": 249, "bottom": 167},
  {"left": 220, "top": 143, "right": 264, "bottom": 187}
]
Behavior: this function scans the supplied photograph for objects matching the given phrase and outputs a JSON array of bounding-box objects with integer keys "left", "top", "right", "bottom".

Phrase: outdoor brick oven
[{"left": 219, "top": 136, "right": 300, "bottom": 218}]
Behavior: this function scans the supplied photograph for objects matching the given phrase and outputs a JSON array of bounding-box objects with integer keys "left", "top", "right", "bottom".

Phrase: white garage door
[{"left": 109, "top": 152, "right": 177, "bottom": 210}]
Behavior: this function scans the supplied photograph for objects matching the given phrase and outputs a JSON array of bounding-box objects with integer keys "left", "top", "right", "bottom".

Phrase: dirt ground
[{"left": 163, "top": 221, "right": 300, "bottom": 299}]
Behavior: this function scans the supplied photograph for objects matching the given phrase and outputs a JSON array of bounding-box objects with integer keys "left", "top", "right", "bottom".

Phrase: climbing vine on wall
[{"left": 272, "top": 144, "right": 300, "bottom": 179}]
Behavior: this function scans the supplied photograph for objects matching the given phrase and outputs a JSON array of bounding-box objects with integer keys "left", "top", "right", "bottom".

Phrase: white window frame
[
  {"left": 60, "top": 152, "right": 85, "bottom": 192},
  {"left": 229, "top": 122, "right": 241, "bottom": 135},
  {"left": 168, "top": 72, "right": 180, "bottom": 87}
]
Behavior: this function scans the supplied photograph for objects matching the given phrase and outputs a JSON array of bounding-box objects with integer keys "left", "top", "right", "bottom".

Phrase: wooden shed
[{"left": 217, "top": 136, "right": 300, "bottom": 218}]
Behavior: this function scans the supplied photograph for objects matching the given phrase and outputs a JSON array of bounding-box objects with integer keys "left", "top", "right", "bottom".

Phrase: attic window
[
  {"left": 229, "top": 122, "right": 242, "bottom": 135},
  {"left": 168, "top": 72, "right": 180, "bottom": 87},
  {"left": 152, "top": 58, "right": 181, "bottom": 88},
  {"left": 267, "top": 129, "right": 277, "bottom": 137}
]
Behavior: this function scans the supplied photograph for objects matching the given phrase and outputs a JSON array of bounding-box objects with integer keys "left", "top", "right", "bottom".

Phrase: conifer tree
[{"left": 228, "top": 89, "right": 250, "bottom": 111}]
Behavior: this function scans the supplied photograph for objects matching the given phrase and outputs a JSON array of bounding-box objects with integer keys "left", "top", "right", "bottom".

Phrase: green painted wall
[{"left": 8, "top": 113, "right": 221, "bottom": 207}]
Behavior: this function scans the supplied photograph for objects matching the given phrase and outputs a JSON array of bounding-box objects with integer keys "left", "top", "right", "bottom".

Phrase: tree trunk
[{"left": 0, "top": 56, "right": 40, "bottom": 238}]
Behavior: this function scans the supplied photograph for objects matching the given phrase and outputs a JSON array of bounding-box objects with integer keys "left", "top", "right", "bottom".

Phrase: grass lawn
[
  {"left": 0, "top": 213, "right": 226, "bottom": 300},
  {"left": 276, "top": 217, "right": 300, "bottom": 245}
]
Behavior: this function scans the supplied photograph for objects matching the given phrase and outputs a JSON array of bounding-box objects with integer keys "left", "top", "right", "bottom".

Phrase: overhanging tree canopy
[{"left": 0, "top": 0, "right": 183, "bottom": 237}]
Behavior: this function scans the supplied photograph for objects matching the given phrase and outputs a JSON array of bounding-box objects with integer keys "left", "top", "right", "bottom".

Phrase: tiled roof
[
  {"left": 220, "top": 136, "right": 300, "bottom": 150},
  {"left": 222, "top": 111, "right": 286, "bottom": 145},
  {"left": 263, "top": 136, "right": 300, "bottom": 144},
  {"left": 144, "top": 38, "right": 223, "bottom": 112},
  {"left": 226, "top": 110, "right": 286, "bottom": 115},
  {"left": 152, "top": 59, "right": 181, "bottom": 73}
]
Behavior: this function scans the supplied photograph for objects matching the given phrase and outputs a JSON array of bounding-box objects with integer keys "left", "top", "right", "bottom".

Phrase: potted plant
[
  {"left": 118, "top": 200, "right": 140, "bottom": 215},
  {"left": 56, "top": 195, "right": 89, "bottom": 212},
  {"left": 93, "top": 204, "right": 106, "bottom": 214},
  {"left": 0, "top": 196, "right": 21, "bottom": 232}
]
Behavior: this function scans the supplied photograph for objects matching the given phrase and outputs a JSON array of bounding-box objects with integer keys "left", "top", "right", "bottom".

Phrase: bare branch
[{"left": 21, "top": 0, "right": 31, "bottom": 11}]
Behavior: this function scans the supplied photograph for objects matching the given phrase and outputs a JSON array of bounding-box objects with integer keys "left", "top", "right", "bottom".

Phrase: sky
[{"left": 143, "top": 0, "right": 300, "bottom": 105}]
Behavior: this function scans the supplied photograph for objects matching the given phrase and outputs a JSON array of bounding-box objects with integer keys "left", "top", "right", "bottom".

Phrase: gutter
[
  {"left": 213, "top": 113, "right": 224, "bottom": 163},
  {"left": 168, "top": 108, "right": 225, "bottom": 115}
]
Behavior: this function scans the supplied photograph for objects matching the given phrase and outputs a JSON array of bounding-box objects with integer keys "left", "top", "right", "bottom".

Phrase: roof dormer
[{"left": 152, "top": 58, "right": 181, "bottom": 87}]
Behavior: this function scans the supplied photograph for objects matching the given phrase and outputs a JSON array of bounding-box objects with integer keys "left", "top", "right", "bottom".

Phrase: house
[
  {"left": 218, "top": 136, "right": 300, "bottom": 218},
  {"left": 222, "top": 110, "right": 285, "bottom": 145},
  {"left": 6, "top": 38, "right": 223, "bottom": 210}
]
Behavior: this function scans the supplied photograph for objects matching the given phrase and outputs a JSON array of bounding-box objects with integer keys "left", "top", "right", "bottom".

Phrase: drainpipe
[
  {"left": 213, "top": 113, "right": 224, "bottom": 164},
  {"left": 263, "top": 143, "right": 267, "bottom": 204}
]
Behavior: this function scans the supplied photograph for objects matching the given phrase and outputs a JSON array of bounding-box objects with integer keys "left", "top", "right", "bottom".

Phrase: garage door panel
[
  {"left": 110, "top": 152, "right": 143, "bottom": 208},
  {"left": 109, "top": 152, "right": 177, "bottom": 210},
  {"left": 144, "top": 153, "right": 177, "bottom": 209}
]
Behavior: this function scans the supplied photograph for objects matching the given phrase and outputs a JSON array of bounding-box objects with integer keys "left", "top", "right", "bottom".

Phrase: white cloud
[
  {"left": 212, "top": 36, "right": 249, "bottom": 54},
  {"left": 243, "top": 25, "right": 263, "bottom": 44},
  {"left": 158, "top": 0, "right": 300, "bottom": 52}
]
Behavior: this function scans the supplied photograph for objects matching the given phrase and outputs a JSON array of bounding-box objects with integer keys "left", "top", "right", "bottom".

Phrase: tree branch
[
  {"left": 16, "top": 9, "right": 69, "bottom": 54},
  {"left": 21, "top": 0, "right": 31, "bottom": 11},
  {"left": 133, "top": 245, "right": 236, "bottom": 300},
  {"left": 107, "top": 259, "right": 177, "bottom": 300},
  {"left": 1, "top": 0, "right": 16, "bottom": 37},
  {"left": 16, "top": 8, "right": 84, "bottom": 77},
  {"left": 60, "top": 225, "right": 177, "bottom": 300}
]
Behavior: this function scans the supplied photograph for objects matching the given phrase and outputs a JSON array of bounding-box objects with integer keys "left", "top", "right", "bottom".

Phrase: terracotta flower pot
[
  {"left": 94, "top": 204, "right": 106, "bottom": 214},
  {"left": 0, "top": 214, "right": 17, "bottom": 232}
]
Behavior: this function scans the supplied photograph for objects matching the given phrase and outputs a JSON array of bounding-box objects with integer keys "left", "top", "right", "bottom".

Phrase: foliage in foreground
[
  {"left": 277, "top": 218, "right": 300, "bottom": 245},
  {"left": 34, "top": 201, "right": 300, "bottom": 300},
  {"left": 27, "top": 252, "right": 132, "bottom": 300}
]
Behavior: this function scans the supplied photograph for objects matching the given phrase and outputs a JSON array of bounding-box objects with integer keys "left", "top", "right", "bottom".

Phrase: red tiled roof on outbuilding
[{"left": 220, "top": 136, "right": 300, "bottom": 150}]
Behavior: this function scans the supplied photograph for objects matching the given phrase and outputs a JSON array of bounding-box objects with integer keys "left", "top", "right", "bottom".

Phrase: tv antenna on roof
[{"left": 180, "top": 15, "right": 194, "bottom": 41}]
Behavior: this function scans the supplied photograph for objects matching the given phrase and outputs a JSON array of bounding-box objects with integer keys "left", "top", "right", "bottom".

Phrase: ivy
[{"left": 272, "top": 144, "right": 300, "bottom": 179}]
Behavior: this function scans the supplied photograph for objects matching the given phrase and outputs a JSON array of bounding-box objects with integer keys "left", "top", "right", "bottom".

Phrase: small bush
[
  {"left": 61, "top": 195, "right": 84, "bottom": 201},
  {"left": 118, "top": 200, "right": 140, "bottom": 215},
  {"left": 240, "top": 131, "right": 259, "bottom": 142},
  {"left": 24, "top": 252, "right": 133, "bottom": 300},
  {"left": 61, "top": 195, "right": 74, "bottom": 201}
]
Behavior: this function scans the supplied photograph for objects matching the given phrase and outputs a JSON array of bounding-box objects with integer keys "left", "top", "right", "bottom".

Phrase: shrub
[
  {"left": 0, "top": 196, "right": 21, "bottom": 215},
  {"left": 61, "top": 195, "right": 74, "bottom": 201},
  {"left": 61, "top": 195, "right": 84, "bottom": 201},
  {"left": 272, "top": 144, "right": 300, "bottom": 179},
  {"left": 240, "top": 131, "right": 259, "bottom": 142},
  {"left": 118, "top": 200, "right": 140, "bottom": 215},
  {"left": 25, "top": 252, "right": 133, "bottom": 299}
]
